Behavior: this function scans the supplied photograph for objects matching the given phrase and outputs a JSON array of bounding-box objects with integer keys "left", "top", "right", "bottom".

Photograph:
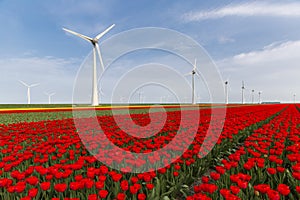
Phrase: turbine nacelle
[{"left": 184, "top": 58, "right": 199, "bottom": 105}]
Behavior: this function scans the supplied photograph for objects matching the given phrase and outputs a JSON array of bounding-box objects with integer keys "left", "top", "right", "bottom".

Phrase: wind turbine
[
  {"left": 241, "top": 81, "right": 245, "bottom": 104},
  {"left": 224, "top": 80, "right": 229, "bottom": 104},
  {"left": 251, "top": 89, "right": 255, "bottom": 104},
  {"left": 258, "top": 91, "right": 262, "bottom": 104},
  {"left": 120, "top": 96, "right": 126, "bottom": 104},
  {"left": 160, "top": 96, "right": 165, "bottom": 104},
  {"left": 197, "top": 94, "right": 201, "bottom": 104},
  {"left": 63, "top": 24, "right": 115, "bottom": 106},
  {"left": 138, "top": 91, "right": 144, "bottom": 104},
  {"left": 44, "top": 92, "right": 55, "bottom": 104},
  {"left": 294, "top": 93, "right": 296, "bottom": 104},
  {"left": 185, "top": 59, "right": 200, "bottom": 104},
  {"left": 19, "top": 80, "right": 39, "bottom": 104}
]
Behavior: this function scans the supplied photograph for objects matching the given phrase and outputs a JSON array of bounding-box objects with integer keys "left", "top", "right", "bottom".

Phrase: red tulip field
[{"left": 0, "top": 104, "right": 299, "bottom": 199}]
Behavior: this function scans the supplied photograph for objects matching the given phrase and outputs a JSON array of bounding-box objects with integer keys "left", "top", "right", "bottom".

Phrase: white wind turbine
[
  {"left": 258, "top": 91, "right": 262, "bottom": 104},
  {"left": 241, "top": 81, "right": 245, "bottom": 104},
  {"left": 251, "top": 89, "right": 255, "bottom": 104},
  {"left": 294, "top": 93, "right": 296, "bottom": 104},
  {"left": 19, "top": 80, "right": 39, "bottom": 104},
  {"left": 185, "top": 59, "right": 200, "bottom": 105},
  {"left": 138, "top": 91, "right": 144, "bottom": 104},
  {"left": 63, "top": 24, "right": 115, "bottom": 106},
  {"left": 44, "top": 92, "right": 55, "bottom": 104},
  {"left": 224, "top": 76, "right": 231, "bottom": 105}
]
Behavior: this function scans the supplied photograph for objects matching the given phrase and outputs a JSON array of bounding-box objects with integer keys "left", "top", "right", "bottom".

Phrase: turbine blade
[
  {"left": 193, "top": 59, "right": 197, "bottom": 71},
  {"left": 95, "top": 24, "right": 115, "bottom": 41},
  {"left": 19, "top": 80, "right": 29, "bottom": 87},
  {"left": 184, "top": 72, "right": 192, "bottom": 76},
  {"left": 95, "top": 43, "right": 105, "bottom": 71},
  {"left": 63, "top": 28, "right": 93, "bottom": 42},
  {"left": 30, "top": 83, "right": 39, "bottom": 87}
]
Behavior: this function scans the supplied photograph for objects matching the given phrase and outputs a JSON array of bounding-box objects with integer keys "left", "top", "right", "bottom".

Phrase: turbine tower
[
  {"left": 225, "top": 81, "right": 229, "bottom": 104},
  {"left": 19, "top": 80, "right": 39, "bottom": 104},
  {"left": 63, "top": 24, "right": 115, "bottom": 106},
  {"left": 44, "top": 92, "right": 55, "bottom": 104},
  {"left": 294, "top": 94, "right": 296, "bottom": 104},
  {"left": 138, "top": 91, "right": 144, "bottom": 104},
  {"left": 241, "top": 81, "right": 245, "bottom": 104},
  {"left": 185, "top": 59, "right": 200, "bottom": 105}
]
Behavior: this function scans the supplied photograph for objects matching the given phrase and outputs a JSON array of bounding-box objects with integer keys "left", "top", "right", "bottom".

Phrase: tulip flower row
[
  {"left": 188, "top": 105, "right": 300, "bottom": 200},
  {"left": 0, "top": 104, "right": 286, "bottom": 199}
]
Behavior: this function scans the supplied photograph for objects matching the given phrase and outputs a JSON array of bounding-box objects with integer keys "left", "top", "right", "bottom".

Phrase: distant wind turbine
[
  {"left": 19, "top": 80, "right": 39, "bottom": 104},
  {"left": 185, "top": 59, "right": 200, "bottom": 104},
  {"left": 224, "top": 80, "right": 229, "bottom": 104},
  {"left": 160, "top": 96, "right": 165, "bottom": 104},
  {"left": 44, "top": 92, "right": 55, "bottom": 104},
  {"left": 241, "top": 81, "right": 245, "bottom": 104},
  {"left": 63, "top": 24, "right": 115, "bottom": 106},
  {"left": 294, "top": 93, "right": 296, "bottom": 104},
  {"left": 258, "top": 91, "right": 262, "bottom": 104},
  {"left": 251, "top": 89, "right": 255, "bottom": 104},
  {"left": 138, "top": 91, "right": 144, "bottom": 104}
]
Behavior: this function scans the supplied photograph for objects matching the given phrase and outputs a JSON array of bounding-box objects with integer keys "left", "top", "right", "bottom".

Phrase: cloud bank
[{"left": 183, "top": 2, "right": 300, "bottom": 21}]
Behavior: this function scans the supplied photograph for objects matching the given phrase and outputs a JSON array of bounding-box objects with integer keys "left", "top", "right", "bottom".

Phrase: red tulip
[
  {"left": 267, "top": 168, "right": 277, "bottom": 175},
  {"left": 120, "top": 180, "right": 129, "bottom": 191},
  {"left": 173, "top": 171, "right": 179, "bottom": 177},
  {"left": 99, "top": 190, "right": 108, "bottom": 198},
  {"left": 174, "top": 165, "right": 181, "bottom": 170},
  {"left": 15, "top": 182, "right": 26, "bottom": 193},
  {"left": 293, "top": 172, "right": 300, "bottom": 180},
  {"left": 267, "top": 189, "right": 280, "bottom": 200},
  {"left": 116, "top": 193, "right": 126, "bottom": 200},
  {"left": 54, "top": 183, "right": 67, "bottom": 192},
  {"left": 130, "top": 185, "right": 138, "bottom": 194},
  {"left": 137, "top": 193, "right": 146, "bottom": 200},
  {"left": 88, "top": 194, "right": 98, "bottom": 200},
  {"left": 277, "top": 184, "right": 290, "bottom": 196},
  {"left": 202, "top": 176, "right": 210, "bottom": 183},
  {"left": 99, "top": 165, "right": 108, "bottom": 174},
  {"left": 26, "top": 176, "right": 39, "bottom": 186},
  {"left": 40, "top": 182, "right": 51, "bottom": 191},
  {"left": 296, "top": 186, "right": 300, "bottom": 193},
  {"left": 28, "top": 188, "right": 38, "bottom": 198},
  {"left": 254, "top": 184, "right": 271, "bottom": 194},
  {"left": 276, "top": 166, "right": 285, "bottom": 173},
  {"left": 112, "top": 173, "right": 122, "bottom": 182},
  {"left": 131, "top": 176, "right": 139, "bottom": 184},
  {"left": 210, "top": 172, "right": 220, "bottom": 180},
  {"left": 98, "top": 175, "right": 106, "bottom": 182},
  {"left": 220, "top": 188, "right": 231, "bottom": 197},
  {"left": 70, "top": 182, "right": 80, "bottom": 191},
  {"left": 237, "top": 180, "right": 248, "bottom": 189},
  {"left": 230, "top": 185, "right": 240, "bottom": 195},
  {"left": 95, "top": 181, "right": 104, "bottom": 189},
  {"left": 215, "top": 166, "right": 226, "bottom": 174}
]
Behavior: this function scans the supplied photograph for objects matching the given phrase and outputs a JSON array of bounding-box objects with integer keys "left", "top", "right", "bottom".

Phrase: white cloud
[
  {"left": 183, "top": 2, "right": 300, "bottom": 21},
  {"left": 218, "top": 36, "right": 235, "bottom": 44},
  {"left": 218, "top": 40, "right": 300, "bottom": 103}
]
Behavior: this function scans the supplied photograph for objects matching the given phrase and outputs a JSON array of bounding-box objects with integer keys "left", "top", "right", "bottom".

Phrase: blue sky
[{"left": 1, "top": 0, "right": 300, "bottom": 104}]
